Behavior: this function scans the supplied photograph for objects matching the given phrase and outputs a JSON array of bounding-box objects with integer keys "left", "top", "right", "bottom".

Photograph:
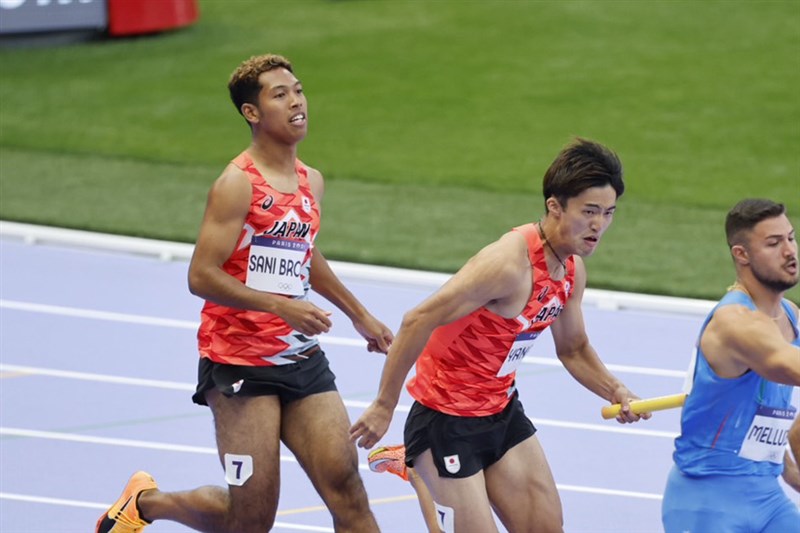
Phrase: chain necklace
[
  {"left": 728, "top": 282, "right": 783, "bottom": 321},
  {"left": 537, "top": 222, "right": 566, "bottom": 270}
]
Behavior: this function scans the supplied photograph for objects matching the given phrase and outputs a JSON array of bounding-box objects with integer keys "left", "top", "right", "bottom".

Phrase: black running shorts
[
  {"left": 403, "top": 391, "right": 536, "bottom": 478},
  {"left": 192, "top": 347, "right": 337, "bottom": 406}
]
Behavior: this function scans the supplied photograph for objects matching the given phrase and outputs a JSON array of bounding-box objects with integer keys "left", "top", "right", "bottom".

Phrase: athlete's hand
[
  {"left": 349, "top": 401, "right": 394, "bottom": 449},
  {"left": 276, "top": 299, "right": 332, "bottom": 336},
  {"left": 353, "top": 315, "right": 394, "bottom": 354},
  {"left": 610, "top": 385, "right": 651, "bottom": 424}
]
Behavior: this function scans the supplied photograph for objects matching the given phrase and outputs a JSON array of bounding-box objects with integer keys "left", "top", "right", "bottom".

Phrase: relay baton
[{"left": 601, "top": 393, "right": 687, "bottom": 420}]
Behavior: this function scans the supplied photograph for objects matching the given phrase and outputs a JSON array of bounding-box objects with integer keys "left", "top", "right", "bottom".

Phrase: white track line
[
  {"left": 1, "top": 364, "right": 195, "bottom": 391},
  {"left": 1, "top": 427, "right": 224, "bottom": 457},
  {"left": 1, "top": 299, "right": 198, "bottom": 329},
  {"left": 0, "top": 299, "right": 687, "bottom": 378},
  {"left": 524, "top": 355, "right": 686, "bottom": 379},
  {"left": 0, "top": 426, "right": 380, "bottom": 469},
  {"left": 0, "top": 492, "right": 108, "bottom": 510},
  {"left": 555, "top": 485, "right": 662, "bottom": 500},
  {"left": 0, "top": 220, "right": 718, "bottom": 316},
  {"left": 0, "top": 363, "right": 678, "bottom": 439},
  {"left": 0, "top": 492, "right": 334, "bottom": 532},
  {"left": 1, "top": 479, "right": 661, "bottom": 512}
]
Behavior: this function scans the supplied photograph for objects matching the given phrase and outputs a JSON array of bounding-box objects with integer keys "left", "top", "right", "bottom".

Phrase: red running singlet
[
  {"left": 406, "top": 223, "right": 575, "bottom": 416},
  {"left": 197, "top": 151, "right": 321, "bottom": 366}
]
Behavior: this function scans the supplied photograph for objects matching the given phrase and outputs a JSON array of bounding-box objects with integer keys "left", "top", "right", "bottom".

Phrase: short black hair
[{"left": 542, "top": 138, "right": 624, "bottom": 211}]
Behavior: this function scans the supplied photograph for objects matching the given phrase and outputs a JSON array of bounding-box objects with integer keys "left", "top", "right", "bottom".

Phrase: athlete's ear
[
  {"left": 545, "top": 197, "right": 562, "bottom": 217},
  {"left": 241, "top": 103, "right": 260, "bottom": 125},
  {"left": 730, "top": 244, "right": 749, "bottom": 266}
]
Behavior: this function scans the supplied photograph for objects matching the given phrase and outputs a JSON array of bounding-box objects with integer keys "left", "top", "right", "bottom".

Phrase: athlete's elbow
[
  {"left": 187, "top": 266, "right": 211, "bottom": 299},
  {"left": 399, "top": 307, "right": 436, "bottom": 337},
  {"left": 399, "top": 309, "right": 423, "bottom": 332}
]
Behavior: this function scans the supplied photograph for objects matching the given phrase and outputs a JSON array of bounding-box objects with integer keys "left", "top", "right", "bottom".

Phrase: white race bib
[
  {"left": 738, "top": 405, "right": 796, "bottom": 464},
  {"left": 496, "top": 331, "right": 540, "bottom": 377},
  {"left": 245, "top": 236, "right": 308, "bottom": 296}
]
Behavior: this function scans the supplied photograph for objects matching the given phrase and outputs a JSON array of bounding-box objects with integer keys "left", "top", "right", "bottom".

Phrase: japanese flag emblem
[{"left": 444, "top": 454, "right": 461, "bottom": 474}]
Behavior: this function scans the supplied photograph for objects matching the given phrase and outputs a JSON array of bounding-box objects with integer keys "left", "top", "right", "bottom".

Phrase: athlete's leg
[
  {"left": 764, "top": 503, "right": 800, "bottom": 533},
  {"left": 759, "top": 477, "right": 800, "bottom": 533},
  {"left": 484, "top": 435, "right": 562, "bottom": 533},
  {"left": 368, "top": 445, "right": 440, "bottom": 532},
  {"left": 408, "top": 466, "right": 444, "bottom": 533},
  {"left": 662, "top": 465, "right": 748, "bottom": 533},
  {"left": 412, "top": 449, "right": 499, "bottom": 533},
  {"left": 281, "top": 390, "right": 379, "bottom": 532},
  {"left": 138, "top": 389, "right": 283, "bottom": 533}
]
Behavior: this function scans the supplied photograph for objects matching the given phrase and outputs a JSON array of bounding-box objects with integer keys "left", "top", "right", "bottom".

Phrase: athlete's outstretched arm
[
  {"left": 704, "top": 305, "right": 800, "bottom": 386},
  {"left": 349, "top": 233, "right": 528, "bottom": 448},
  {"left": 549, "top": 256, "right": 645, "bottom": 424}
]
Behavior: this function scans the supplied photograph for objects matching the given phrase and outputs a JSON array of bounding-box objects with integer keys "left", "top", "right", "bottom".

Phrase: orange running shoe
[
  {"left": 368, "top": 445, "right": 409, "bottom": 481},
  {"left": 95, "top": 471, "right": 158, "bottom": 533}
]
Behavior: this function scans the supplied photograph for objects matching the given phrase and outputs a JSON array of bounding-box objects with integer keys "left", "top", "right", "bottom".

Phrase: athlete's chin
[
  {"left": 780, "top": 270, "right": 799, "bottom": 289},
  {"left": 580, "top": 242, "right": 600, "bottom": 257},
  {"left": 763, "top": 275, "right": 799, "bottom": 293},
  {"left": 285, "top": 128, "right": 308, "bottom": 143}
]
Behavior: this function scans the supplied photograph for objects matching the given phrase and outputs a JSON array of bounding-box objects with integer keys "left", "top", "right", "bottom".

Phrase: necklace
[
  {"left": 537, "top": 222, "right": 567, "bottom": 270},
  {"left": 727, "top": 282, "right": 783, "bottom": 321}
]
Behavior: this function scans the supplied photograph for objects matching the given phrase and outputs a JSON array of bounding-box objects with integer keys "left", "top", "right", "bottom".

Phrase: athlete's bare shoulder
[
  {"left": 299, "top": 162, "right": 324, "bottom": 202},
  {"left": 493, "top": 230, "right": 531, "bottom": 278},
  {"left": 702, "top": 303, "right": 795, "bottom": 377},
  {"left": 705, "top": 304, "right": 757, "bottom": 343},
  {"left": 214, "top": 162, "right": 250, "bottom": 188},
  {"left": 204, "top": 163, "right": 252, "bottom": 215}
]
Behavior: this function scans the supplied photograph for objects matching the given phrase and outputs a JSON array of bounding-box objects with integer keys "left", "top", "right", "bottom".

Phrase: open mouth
[{"left": 289, "top": 113, "right": 306, "bottom": 124}]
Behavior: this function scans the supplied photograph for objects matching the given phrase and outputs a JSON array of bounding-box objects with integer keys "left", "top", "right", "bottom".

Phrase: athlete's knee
[
  {"left": 500, "top": 496, "right": 562, "bottom": 533},
  {"left": 224, "top": 502, "right": 277, "bottom": 533},
  {"left": 321, "top": 467, "right": 375, "bottom": 526},
  {"left": 329, "top": 465, "right": 370, "bottom": 505},
  {"left": 533, "top": 512, "right": 564, "bottom": 533},
  {"left": 535, "top": 501, "right": 563, "bottom": 533},
  {"left": 224, "top": 518, "right": 274, "bottom": 533},
  {"left": 220, "top": 465, "right": 279, "bottom": 532}
]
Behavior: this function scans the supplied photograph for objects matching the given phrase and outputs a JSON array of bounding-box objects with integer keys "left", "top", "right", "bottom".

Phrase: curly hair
[{"left": 228, "top": 54, "right": 294, "bottom": 115}]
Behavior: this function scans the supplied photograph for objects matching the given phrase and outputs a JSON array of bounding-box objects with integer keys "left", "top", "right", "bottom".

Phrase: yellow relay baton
[{"left": 601, "top": 393, "right": 687, "bottom": 420}]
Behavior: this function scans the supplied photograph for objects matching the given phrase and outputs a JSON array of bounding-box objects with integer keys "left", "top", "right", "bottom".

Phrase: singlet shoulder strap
[
  {"left": 231, "top": 150, "right": 254, "bottom": 172},
  {"left": 512, "top": 223, "right": 576, "bottom": 276},
  {"left": 294, "top": 159, "right": 309, "bottom": 183},
  {"left": 512, "top": 223, "right": 541, "bottom": 267}
]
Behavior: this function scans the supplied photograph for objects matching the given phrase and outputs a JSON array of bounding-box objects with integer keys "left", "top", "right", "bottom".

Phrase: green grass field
[{"left": 1, "top": 0, "right": 798, "bottom": 302}]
